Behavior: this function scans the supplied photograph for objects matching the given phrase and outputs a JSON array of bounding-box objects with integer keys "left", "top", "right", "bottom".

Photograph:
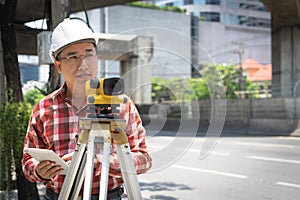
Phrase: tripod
[{"left": 57, "top": 112, "right": 142, "bottom": 200}]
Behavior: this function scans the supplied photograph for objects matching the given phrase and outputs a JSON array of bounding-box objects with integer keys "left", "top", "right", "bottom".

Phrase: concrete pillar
[
  {"left": 272, "top": 20, "right": 300, "bottom": 98},
  {"left": 120, "top": 36, "right": 153, "bottom": 104},
  {"left": 293, "top": 27, "right": 300, "bottom": 97},
  {"left": 97, "top": 34, "right": 153, "bottom": 104}
]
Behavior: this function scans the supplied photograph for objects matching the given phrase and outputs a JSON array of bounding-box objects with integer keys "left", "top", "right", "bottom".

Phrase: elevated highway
[
  {"left": 261, "top": 0, "right": 300, "bottom": 97},
  {"left": 14, "top": 0, "right": 135, "bottom": 55},
  {"left": 261, "top": 0, "right": 300, "bottom": 26}
]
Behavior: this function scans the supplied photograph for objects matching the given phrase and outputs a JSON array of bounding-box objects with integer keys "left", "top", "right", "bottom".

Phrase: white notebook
[{"left": 24, "top": 148, "right": 69, "bottom": 174}]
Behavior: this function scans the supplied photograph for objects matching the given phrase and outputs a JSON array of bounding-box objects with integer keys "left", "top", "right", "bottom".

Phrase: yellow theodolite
[{"left": 85, "top": 77, "right": 127, "bottom": 118}]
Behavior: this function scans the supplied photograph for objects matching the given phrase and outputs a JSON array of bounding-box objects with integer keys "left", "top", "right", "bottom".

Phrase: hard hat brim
[{"left": 52, "top": 38, "right": 97, "bottom": 60}]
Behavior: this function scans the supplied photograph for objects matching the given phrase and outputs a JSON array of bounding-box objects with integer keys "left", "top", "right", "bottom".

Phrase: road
[
  {"left": 139, "top": 131, "right": 300, "bottom": 200},
  {"left": 7, "top": 130, "right": 299, "bottom": 200}
]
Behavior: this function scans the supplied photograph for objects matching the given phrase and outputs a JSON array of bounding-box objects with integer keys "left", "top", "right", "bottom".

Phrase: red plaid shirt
[{"left": 22, "top": 84, "right": 152, "bottom": 194}]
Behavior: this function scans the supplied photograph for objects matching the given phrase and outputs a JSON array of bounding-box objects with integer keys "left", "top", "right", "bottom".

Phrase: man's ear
[{"left": 54, "top": 60, "right": 62, "bottom": 73}]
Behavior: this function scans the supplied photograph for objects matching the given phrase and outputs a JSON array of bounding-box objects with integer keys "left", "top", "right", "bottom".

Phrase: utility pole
[
  {"left": 99, "top": 8, "right": 106, "bottom": 78},
  {"left": 0, "top": 27, "right": 5, "bottom": 104},
  {"left": 48, "top": 0, "right": 71, "bottom": 92},
  {"left": 233, "top": 41, "right": 244, "bottom": 98},
  {"left": 51, "top": 0, "right": 71, "bottom": 27}
]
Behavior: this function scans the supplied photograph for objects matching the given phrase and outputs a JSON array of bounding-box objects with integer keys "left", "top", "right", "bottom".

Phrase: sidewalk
[{"left": 143, "top": 117, "right": 300, "bottom": 137}]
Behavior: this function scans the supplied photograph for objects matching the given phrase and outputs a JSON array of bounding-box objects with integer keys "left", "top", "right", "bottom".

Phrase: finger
[
  {"left": 94, "top": 158, "right": 101, "bottom": 168},
  {"left": 41, "top": 164, "right": 64, "bottom": 179},
  {"left": 35, "top": 161, "right": 52, "bottom": 176},
  {"left": 37, "top": 160, "right": 52, "bottom": 169},
  {"left": 36, "top": 162, "right": 59, "bottom": 176},
  {"left": 62, "top": 152, "right": 73, "bottom": 161},
  {"left": 46, "top": 166, "right": 64, "bottom": 178},
  {"left": 37, "top": 161, "right": 57, "bottom": 172}
]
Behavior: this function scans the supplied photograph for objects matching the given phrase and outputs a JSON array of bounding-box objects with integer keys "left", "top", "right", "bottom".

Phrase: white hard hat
[{"left": 49, "top": 18, "right": 99, "bottom": 62}]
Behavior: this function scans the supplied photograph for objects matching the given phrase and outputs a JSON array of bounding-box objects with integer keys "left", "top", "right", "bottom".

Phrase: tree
[
  {"left": 187, "top": 78, "right": 210, "bottom": 100},
  {"left": 214, "top": 64, "right": 240, "bottom": 99},
  {"left": 151, "top": 77, "right": 171, "bottom": 102},
  {"left": 151, "top": 64, "right": 261, "bottom": 103},
  {"left": 0, "top": 1, "right": 39, "bottom": 199},
  {"left": 199, "top": 64, "right": 227, "bottom": 99},
  {"left": 201, "top": 64, "right": 260, "bottom": 99},
  {"left": 0, "top": 0, "right": 23, "bottom": 102},
  {"left": 24, "top": 88, "right": 45, "bottom": 106},
  {"left": 152, "top": 77, "right": 210, "bottom": 102}
]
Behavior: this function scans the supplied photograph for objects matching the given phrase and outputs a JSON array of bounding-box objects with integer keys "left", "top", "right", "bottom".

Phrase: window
[
  {"left": 191, "top": 0, "right": 205, "bottom": 5},
  {"left": 239, "top": 3, "right": 266, "bottom": 11},
  {"left": 205, "top": 0, "right": 220, "bottom": 5},
  {"left": 200, "top": 12, "right": 220, "bottom": 22},
  {"left": 238, "top": 16, "right": 270, "bottom": 28}
]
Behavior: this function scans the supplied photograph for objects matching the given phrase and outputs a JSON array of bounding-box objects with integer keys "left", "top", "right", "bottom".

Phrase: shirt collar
[
  {"left": 59, "top": 83, "right": 72, "bottom": 104},
  {"left": 58, "top": 83, "right": 87, "bottom": 116}
]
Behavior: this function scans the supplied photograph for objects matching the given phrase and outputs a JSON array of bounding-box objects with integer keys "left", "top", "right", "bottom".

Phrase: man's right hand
[{"left": 35, "top": 160, "right": 63, "bottom": 180}]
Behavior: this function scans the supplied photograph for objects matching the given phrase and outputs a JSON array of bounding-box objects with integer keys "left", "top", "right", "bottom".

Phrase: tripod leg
[
  {"left": 116, "top": 144, "right": 142, "bottom": 200},
  {"left": 111, "top": 120, "right": 142, "bottom": 199},
  {"left": 82, "top": 122, "right": 111, "bottom": 200},
  {"left": 58, "top": 143, "right": 87, "bottom": 200},
  {"left": 70, "top": 152, "right": 87, "bottom": 199},
  {"left": 99, "top": 141, "right": 111, "bottom": 200},
  {"left": 82, "top": 134, "right": 95, "bottom": 200}
]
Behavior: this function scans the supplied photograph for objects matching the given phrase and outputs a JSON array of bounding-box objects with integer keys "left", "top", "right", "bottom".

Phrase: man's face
[{"left": 54, "top": 42, "right": 98, "bottom": 92}]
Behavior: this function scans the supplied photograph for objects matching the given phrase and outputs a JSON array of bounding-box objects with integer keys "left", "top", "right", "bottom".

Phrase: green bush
[
  {"left": 0, "top": 101, "right": 32, "bottom": 192},
  {"left": 0, "top": 88, "right": 44, "bottom": 193},
  {"left": 151, "top": 64, "right": 261, "bottom": 102},
  {"left": 24, "top": 88, "right": 44, "bottom": 106},
  {"left": 151, "top": 77, "right": 210, "bottom": 103}
]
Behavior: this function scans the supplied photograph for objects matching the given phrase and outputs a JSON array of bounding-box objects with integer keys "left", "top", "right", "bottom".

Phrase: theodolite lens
[{"left": 103, "top": 78, "right": 124, "bottom": 96}]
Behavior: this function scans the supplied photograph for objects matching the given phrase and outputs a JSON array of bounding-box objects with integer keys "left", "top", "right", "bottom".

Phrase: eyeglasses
[{"left": 57, "top": 53, "right": 97, "bottom": 66}]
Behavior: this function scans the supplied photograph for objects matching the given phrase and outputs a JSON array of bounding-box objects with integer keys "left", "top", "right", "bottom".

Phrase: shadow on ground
[{"left": 140, "top": 181, "right": 193, "bottom": 200}]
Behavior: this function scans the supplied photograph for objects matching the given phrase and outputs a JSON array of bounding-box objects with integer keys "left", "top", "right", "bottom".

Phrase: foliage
[
  {"left": 129, "top": 2, "right": 186, "bottom": 13},
  {"left": 24, "top": 88, "right": 44, "bottom": 106},
  {"left": 151, "top": 77, "right": 210, "bottom": 102},
  {"left": 187, "top": 78, "right": 210, "bottom": 100},
  {"left": 214, "top": 64, "right": 261, "bottom": 98},
  {"left": 199, "top": 16, "right": 206, "bottom": 21},
  {"left": 160, "top": 5, "right": 186, "bottom": 13},
  {"left": 0, "top": 100, "right": 32, "bottom": 192},
  {"left": 151, "top": 64, "right": 261, "bottom": 102},
  {"left": 0, "top": 88, "right": 44, "bottom": 197},
  {"left": 200, "top": 64, "right": 227, "bottom": 99},
  {"left": 165, "top": 77, "right": 186, "bottom": 101},
  {"left": 151, "top": 77, "right": 170, "bottom": 102},
  {"left": 243, "top": 79, "right": 261, "bottom": 98}
]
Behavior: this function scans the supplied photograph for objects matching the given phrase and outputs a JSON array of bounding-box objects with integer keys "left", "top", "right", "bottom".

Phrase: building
[
  {"left": 73, "top": 5, "right": 193, "bottom": 79},
  {"left": 154, "top": 0, "right": 270, "bottom": 28},
  {"left": 18, "top": 55, "right": 49, "bottom": 93},
  {"left": 22, "top": 2, "right": 271, "bottom": 103},
  {"left": 238, "top": 58, "right": 272, "bottom": 97},
  {"left": 153, "top": 0, "right": 271, "bottom": 68},
  {"left": 71, "top": 2, "right": 270, "bottom": 80}
]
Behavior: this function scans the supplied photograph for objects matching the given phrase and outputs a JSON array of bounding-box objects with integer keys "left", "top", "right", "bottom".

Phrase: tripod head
[{"left": 85, "top": 77, "right": 127, "bottom": 118}]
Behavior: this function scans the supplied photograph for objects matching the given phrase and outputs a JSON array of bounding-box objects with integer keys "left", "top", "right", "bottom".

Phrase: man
[{"left": 22, "top": 18, "right": 152, "bottom": 200}]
